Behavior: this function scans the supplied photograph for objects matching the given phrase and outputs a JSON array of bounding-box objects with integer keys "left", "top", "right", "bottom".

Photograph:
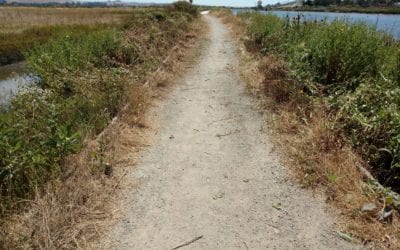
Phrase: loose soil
[{"left": 101, "top": 15, "right": 358, "bottom": 249}]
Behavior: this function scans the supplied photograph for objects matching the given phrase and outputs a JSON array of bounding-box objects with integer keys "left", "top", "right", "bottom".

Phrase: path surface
[{"left": 105, "top": 16, "right": 357, "bottom": 249}]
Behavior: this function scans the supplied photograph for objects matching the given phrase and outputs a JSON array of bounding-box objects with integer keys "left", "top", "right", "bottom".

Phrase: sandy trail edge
[{"left": 101, "top": 15, "right": 358, "bottom": 249}]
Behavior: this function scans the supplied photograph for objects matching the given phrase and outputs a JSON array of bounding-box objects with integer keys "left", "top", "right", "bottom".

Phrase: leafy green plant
[
  {"left": 242, "top": 12, "right": 400, "bottom": 190},
  {"left": 0, "top": 88, "right": 80, "bottom": 209},
  {"left": 26, "top": 29, "right": 120, "bottom": 90},
  {"left": 171, "top": 1, "right": 199, "bottom": 17},
  {"left": 0, "top": 25, "right": 110, "bottom": 66},
  {"left": 0, "top": 7, "right": 198, "bottom": 214}
]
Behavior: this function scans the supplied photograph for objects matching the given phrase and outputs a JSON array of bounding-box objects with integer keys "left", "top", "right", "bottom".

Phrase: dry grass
[
  {"left": 0, "top": 16, "right": 207, "bottom": 250},
  {"left": 216, "top": 10, "right": 400, "bottom": 248},
  {"left": 267, "top": 99, "right": 400, "bottom": 247},
  {"left": 212, "top": 9, "right": 245, "bottom": 38},
  {"left": 0, "top": 6, "right": 133, "bottom": 33}
]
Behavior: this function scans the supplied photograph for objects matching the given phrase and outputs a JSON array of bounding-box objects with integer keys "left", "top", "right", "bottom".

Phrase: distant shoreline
[{"left": 274, "top": 6, "right": 400, "bottom": 15}]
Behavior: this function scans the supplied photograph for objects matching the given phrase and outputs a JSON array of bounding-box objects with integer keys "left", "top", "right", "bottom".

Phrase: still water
[
  {"left": 234, "top": 9, "right": 400, "bottom": 39},
  {"left": 0, "top": 62, "right": 35, "bottom": 104}
]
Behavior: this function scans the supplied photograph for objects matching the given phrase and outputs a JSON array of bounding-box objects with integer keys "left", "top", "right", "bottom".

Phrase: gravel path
[{"left": 104, "top": 15, "right": 357, "bottom": 250}]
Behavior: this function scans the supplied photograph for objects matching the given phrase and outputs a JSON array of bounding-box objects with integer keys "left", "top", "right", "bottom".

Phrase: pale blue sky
[{"left": 108, "top": 0, "right": 278, "bottom": 7}]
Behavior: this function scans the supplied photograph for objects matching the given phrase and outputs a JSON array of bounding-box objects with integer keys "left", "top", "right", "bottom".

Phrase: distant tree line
[{"left": 303, "top": 0, "right": 400, "bottom": 7}]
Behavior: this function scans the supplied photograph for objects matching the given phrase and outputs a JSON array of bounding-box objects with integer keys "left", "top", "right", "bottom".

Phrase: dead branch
[{"left": 171, "top": 235, "right": 203, "bottom": 250}]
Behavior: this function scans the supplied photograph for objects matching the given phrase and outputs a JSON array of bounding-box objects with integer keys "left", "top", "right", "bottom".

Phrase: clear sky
[{"left": 111, "top": 0, "right": 276, "bottom": 7}]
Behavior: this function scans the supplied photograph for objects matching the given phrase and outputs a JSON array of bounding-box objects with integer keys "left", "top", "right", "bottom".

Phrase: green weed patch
[
  {"left": 0, "top": 3, "right": 199, "bottom": 213},
  {"left": 242, "top": 12, "right": 400, "bottom": 190}
]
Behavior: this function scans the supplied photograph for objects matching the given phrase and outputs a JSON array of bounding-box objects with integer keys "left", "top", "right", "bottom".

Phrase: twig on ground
[
  {"left": 111, "top": 168, "right": 130, "bottom": 194},
  {"left": 207, "top": 116, "right": 233, "bottom": 126},
  {"left": 171, "top": 235, "right": 203, "bottom": 250},
  {"left": 216, "top": 129, "right": 240, "bottom": 139}
]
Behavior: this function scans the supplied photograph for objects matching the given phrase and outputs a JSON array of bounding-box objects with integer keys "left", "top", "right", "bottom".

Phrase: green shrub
[
  {"left": 27, "top": 29, "right": 121, "bottom": 92},
  {"left": 0, "top": 25, "right": 108, "bottom": 66},
  {"left": 0, "top": 88, "right": 80, "bottom": 209},
  {"left": 303, "top": 21, "right": 389, "bottom": 88},
  {"left": 244, "top": 14, "right": 284, "bottom": 53},
  {"left": 171, "top": 1, "right": 199, "bottom": 17},
  {"left": 0, "top": 7, "right": 197, "bottom": 211},
  {"left": 243, "top": 13, "right": 400, "bottom": 190},
  {"left": 338, "top": 78, "right": 400, "bottom": 187}
]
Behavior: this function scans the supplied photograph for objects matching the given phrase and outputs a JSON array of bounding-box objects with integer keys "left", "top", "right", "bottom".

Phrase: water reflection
[
  {"left": 234, "top": 9, "right": 400, "bottom": 39},
  {"left": 0, "top": 62, "right": 36, "bottom": 105}
]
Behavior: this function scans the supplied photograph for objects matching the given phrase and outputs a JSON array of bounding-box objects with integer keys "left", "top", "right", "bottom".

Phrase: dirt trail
[{"left": 104, "top": 16, "right": 357, "bottom": 249}]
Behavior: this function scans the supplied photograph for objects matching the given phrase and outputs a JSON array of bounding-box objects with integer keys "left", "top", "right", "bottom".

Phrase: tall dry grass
[{"left": 0, "top": 6, "right": 132, "bottom": 33}]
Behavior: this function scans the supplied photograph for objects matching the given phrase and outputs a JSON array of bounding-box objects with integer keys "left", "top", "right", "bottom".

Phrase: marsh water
[
  {"left": 0, "top": 63, "right": 35, "bottom": 104},
  {"left": 234, "top": 9, "right": 400, "bottom": 39}
]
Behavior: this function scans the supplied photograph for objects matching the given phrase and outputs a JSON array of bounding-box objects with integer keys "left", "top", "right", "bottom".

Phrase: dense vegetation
[
  {"left": 0, "top": 2, "right": 198, "bottom": 214},
  {"left": 0, "top": 6, "right": 133, "bottom": 65},
  {"left": 242, "top": 13, "right": 400, "bottom": 190},
  {"left": 0, "top": 25, "right": 112, "bottom": 65}
]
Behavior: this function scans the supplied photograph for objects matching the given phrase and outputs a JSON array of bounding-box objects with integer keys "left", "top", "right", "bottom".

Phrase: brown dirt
[{"left": 98, "top": 15, "right": 358, "bottom": 249}]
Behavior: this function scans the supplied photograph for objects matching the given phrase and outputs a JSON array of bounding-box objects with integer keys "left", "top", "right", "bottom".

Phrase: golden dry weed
[{"left": 0, "top": 6, "right": 131, "bottom": 33}]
